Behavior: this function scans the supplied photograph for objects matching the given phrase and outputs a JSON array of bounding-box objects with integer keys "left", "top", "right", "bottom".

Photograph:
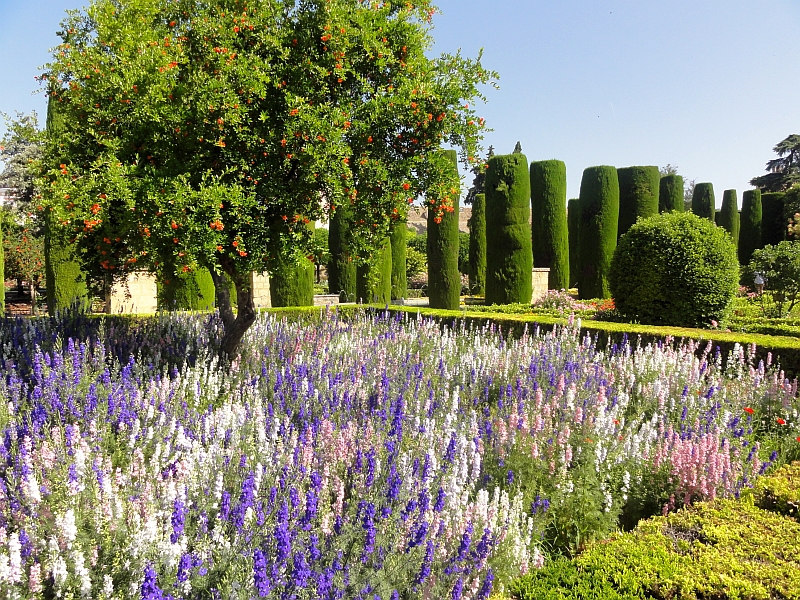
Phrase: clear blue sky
[{"left": 2, "top": 0, "right": 798, "bottom": 203}]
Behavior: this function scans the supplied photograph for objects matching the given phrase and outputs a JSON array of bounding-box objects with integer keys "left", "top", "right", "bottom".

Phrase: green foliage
[
  {"left": 44, "top": 211, "right": 88, "bottom": 314},
  {"left": 751, "top": 462, "right": 800, "bottom": 520},
  {"left": 616, "top": 165, "right": 660, "bottom": 238},
  {"left": 468, "top": 193, "right": 486, "bottom": 294},
  {"left": 485, "top": 154, "right": 532, "bottom": 305},
  {"left": 405, "top": 245, "right": 426, "bottom": 281},
  {"left": 0, "top": 222, "right": 4, "bottom": 316},
  {"left": 458, "top": 232, "right": 470, "bottom": 275},
  {"left": 158, "top": 266, "right": 216, "bottom": 310},
  {"left": 747, "top": 241, "right": 800, "bottom": 318},
  {"left": 718, "top": 189, "right": 740, "bottom": 247},
  {"left": 567, "top": 199, "right": 580, "bottom": 288},
  {"left": 270, "top": 254, "right": 315, "bottom": 307},
  {"left": 407, "top": 231, "right": 427, "bottom": 255},
  {"left": 761, "top": 192, "right": 787, "bottom": 247},
  {"left": 357, "top": 238, "right": 392, "bottom": 304},
  {"left": 426, "top": 149, "right": 461, "bottom": 310},
  {"left": 39, "top": 0, "right": 496, "bottom": 350},
  {"left": 740, "top": 189, "right": 763, "bottom": 265},
  {"left": 751, "top": 134, "right": 800, "bottom": 192},
  {"left": 328, "top": 206, "right": 357, "bottom": 302},
  {"left": 0, "top": 111, "right": 42, "bottom": 212},
  {"left": 577, "top": 166, "right": 619, "bottom": 300},
  {"left": 389, "top": 220, "right": 407, "bottom": 300},
  {"left": 659, "top": 173, "right": 685, "bottom": 213},
  {"left": 691, "top": 182, "right": 716, "bottom": 221},
  {"left": 610, "top": 212, "right": 739, "bottom": 327},
  {"left": 511, "top": 499, "right": 800, "bottom": 600},
  {"left": 530, "top": 159, "right": 569, "bottom": 289}
]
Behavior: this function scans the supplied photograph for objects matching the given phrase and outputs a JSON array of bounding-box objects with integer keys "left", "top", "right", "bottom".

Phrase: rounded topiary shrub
[{"left": 609, "top": 211, "right": 738, "bottom": 327}]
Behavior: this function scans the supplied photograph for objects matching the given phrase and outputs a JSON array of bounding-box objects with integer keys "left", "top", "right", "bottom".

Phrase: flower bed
[{"left": 0, "top": 309, "right": 798, "bottom": 598}]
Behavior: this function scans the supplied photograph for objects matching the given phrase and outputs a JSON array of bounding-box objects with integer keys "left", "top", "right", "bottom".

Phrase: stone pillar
[
  {"left": 532, "top": 268, "right": 550, "bottom": 303},
  {"left": 251, "top": 272, "right": 272, "bottom": 309}
]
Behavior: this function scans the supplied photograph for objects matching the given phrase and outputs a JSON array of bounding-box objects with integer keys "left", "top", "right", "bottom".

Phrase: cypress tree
[
  {"left": 389, "top": 220, "right": 407, "bottom": 300},
  {"left": 327, "top": 205, "right": 357, "bottom": 302},
  {"left": 45, "top": 98, "right": 89, "bottom": 314},
  {"left": 159, "top": 267, "right": 216, "bottom": 310},
  {"left": 468, "top": 193, "right": 486, "bottom": 295},
  {"left": 659, "top": 174, "right": 684, "bottom": 213},
  {"left": 617, "top": 166, "right": 660, "bottom": 237},
  {"left": 567, "top": 199, "right": 580, "bottom": 288},
  {"left": 691, "top": 182, "right": 715, "bottom": 221},
  {"left": 577, "top": 166, "right": 619, "bottom": 300},
  {"left": 270, "top": 222, "right": 315, "bottom": 307},
  {"left": 485, "top": 153, "right": 533, "bottom": 305},
  {"left": 739, "top": 189, "right": 762, "bottom": 265},
  {"left": 356, "top": 238, "right": 392, "bottom": 304},
  {"left": 426, "top": 149, "right": 461, "bottom": 310},
  {"left": 530, "top": 160, "right": 569, "bottom": 289},
  {"left": 761, "top": 192, "right": 787, "bottom": 247},
  {"left": 718, "top": 190, "right": 740, "bottom": 248}
]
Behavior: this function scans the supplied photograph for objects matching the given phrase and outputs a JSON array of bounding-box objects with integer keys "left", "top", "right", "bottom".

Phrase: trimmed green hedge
[
  {"left": 327, "top": 205, "right": 357, "bottom": 302},
  {"left": 577, "top": 166, "right": 619, "bottom": 300},
  {"left": 468, "top": 193, "right": 487, "bottom": 295},
  {"left": 718, "top": 189, "right": 740, "bottom": 247},
  {"left": 270, "top": 247, "right": 315, "bottom": 308},
  {"left": 510, "top": 499, "right": 800, "bottom": 600},
  {"left": 658, "top": 174, "right": 684, "bottom": 213},
  {"left": 530, "top": 160, "right": 569, "bottom": 290},
  {"left": 617, "top": 165, "right": 660, "bottom": 238},
  {"left": 427, "top": 149, "right": 461, "bottom": 310},
  {"left": 44, "top": 211, "right": 89, "bottom": 315},
  {"left": 692, "top": 182, "right": 716, "bottom": 221},
  {"left": 158, "top": 267, "right": 216, "bottom": 310},
  {"left": 762, "top": 191, "right": 787, "bottom": 247},
  {"left": 740, "top": 189, "right": 763, "bottom": 265},
  {"left": 356, "top": 238, "right": 392, "bottom": 304},
  {"left": 485, "top": 153, "right": 533, "bottom": 305},
  {"left": 567, "top": 199, "right": 580, "bottom": 288},
  {"left": 389, "top": 220, "right": 407, "bottom": 300}
]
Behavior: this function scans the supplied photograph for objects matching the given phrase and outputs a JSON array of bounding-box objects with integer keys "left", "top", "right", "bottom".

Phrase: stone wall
[
  {"left": 106, "top": 272, "right": 158, "bottom": 314},
  {"left": 251, "top": 272, "right": 272, "bottom": 309},
  {"left": 532, "top": 268, "right": 550, "bottom": 302}
]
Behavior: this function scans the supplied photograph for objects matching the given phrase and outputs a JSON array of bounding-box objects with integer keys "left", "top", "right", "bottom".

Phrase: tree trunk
[
  {"left": 211, "top": 264, "right": 256, "bottom": 359},
  {"left": 30, "top": 280, "right": 37, "bottom": 316}
]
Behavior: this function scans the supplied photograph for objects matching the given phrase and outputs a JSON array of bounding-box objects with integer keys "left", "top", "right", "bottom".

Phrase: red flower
[
  {"left": 743, "top": 407, "right": 754, "bottom": 415},
  {"left": 777, "top": 418, "right": 786, "bottom": 425}
]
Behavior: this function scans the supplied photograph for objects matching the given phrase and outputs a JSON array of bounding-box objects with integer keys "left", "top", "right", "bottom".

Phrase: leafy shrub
[
  {"left": 609, "top": 211, "right": 739, "bottom": 327},
  {"left": 750, "top": 462, "right": 800, "bottom": 520},
  {"left": 746, "top": 241, "right": 800, "bottom": 317},
  {"left": 511, "top": 499, "right": 800, "bottom": 600},
  {"left": 405, "top": 245, "right": 426, "bottom": 281}
]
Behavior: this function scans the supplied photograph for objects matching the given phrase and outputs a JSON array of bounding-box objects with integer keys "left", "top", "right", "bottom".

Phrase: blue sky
[{"left": 2, "top": 0, "right": 798, "bottom": 202}]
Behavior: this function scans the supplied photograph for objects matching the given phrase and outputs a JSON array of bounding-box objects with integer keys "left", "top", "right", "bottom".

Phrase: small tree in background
[
  {"left": 740, "top": 189, "right": 763, "bottom": 266},
  {"left": 468, "top": 192, "right": 486, "bottom": 295},
  {"left": 617, "top": 166, "right": 660, "bottom": 238},
  {"left": 761, "top": 192, "right": 787, "bottom": 247},
  {"left": 530, "top": 159, "right": 569, "bottom": 290},
  {"left": 691, "top": 183, "right": 715, "bottom": 222},
  {"left": 356, "top": 239, "right": 391, "bottom": 304},
  {"left": 750, "top": 134, "right": 800, "bottom": 192},
  {"left": 485, "top": 153, "right": 532, "bottom": 305},
  {"left": 747, "top": 241, "right": 800, "bottom": 317},
  {"left": 577, "top": 166, "right": 619, "bottom": 300},
  {"left": 310, "top": 227, "right": 330, "bottom": 285},
  {"left": 718, "top": 189, "right": 740, "bottom": 248},
  {"left": 328, "top": 206, "right": 356, "bottom": 302}
]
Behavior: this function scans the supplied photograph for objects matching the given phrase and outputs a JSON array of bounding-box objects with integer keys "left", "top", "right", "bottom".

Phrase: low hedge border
[{"left": 509, "top": 497, "right": 800, "bottom": 600}]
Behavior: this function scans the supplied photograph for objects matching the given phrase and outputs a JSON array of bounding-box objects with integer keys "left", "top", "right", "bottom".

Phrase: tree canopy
[
  {"left": 0, "top": 112, "right": 43, "bottom": 212},
  {"left": 39, "top": 0, "right": 496, "bottom": 355},
  {"left": 751, "top": 134, "right": 800, "bottom": 192}
]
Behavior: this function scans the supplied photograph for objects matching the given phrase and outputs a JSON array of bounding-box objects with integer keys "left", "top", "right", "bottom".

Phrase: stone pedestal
[
  {"left": 106, "top": 272, "right": 158, "bottom": 314},
  {"left": 532, "top": 268, "right": 550, "bottom": 302}
]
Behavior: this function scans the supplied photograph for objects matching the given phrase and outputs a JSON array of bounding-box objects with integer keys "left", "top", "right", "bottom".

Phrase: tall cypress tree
[
  {"left": 468, "top": 193, "right": 486, "bottom": 295},
  {"left": 45, "top": 97, "right": 89, "bottom": 314},
  {"left": 567, "top": 198, "right": 580, "bottom": 288},
  {"left": 389, "top": 220, "right": 407, "bottom": 300},
  {"left": 426, "top": 149, "right": 461, "bottom": 309},
  {"left": 761, "top": 192, "right": 787, "bottom": 247},
  {"left": 577, "top": 166, "right": 619, "bottom": 300},
  {"left": 270, "top": 222, "right": 315, "bottom": 307},
  {"left": 530, "top": 160, "right": 569, "bottom": 289},
  {"left": 659, "top": 174, "right": 684, "bottom": 213},
  {"left": 356, "top": 239, "right": 392, "bottom": 304},
  {"left": 327, "top": 205, "right": 357, "bottom": 302},
  {"left": 159, "top": 266, "right": 216, "bottom": 310},
  {"left": 485, "top": 153, "right": 532, "bottom": 305},
  {"left": 718, "top": 190, "right": 740, "bottom": 248},
  {"left": 691, "top": 182, "right": 716, "bottom": 221},
  {"left": 617, "top": 166, "right": 660, "bottom": 237},
  {"left": 739, "top": 189, "right": 762, "bottom": 265}
]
